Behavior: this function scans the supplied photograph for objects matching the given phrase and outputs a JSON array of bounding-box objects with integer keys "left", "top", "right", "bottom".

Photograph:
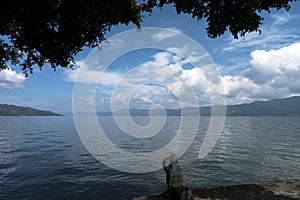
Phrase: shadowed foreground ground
[{"left": 133, "top": 179, "right": 300, "bottom": 200}]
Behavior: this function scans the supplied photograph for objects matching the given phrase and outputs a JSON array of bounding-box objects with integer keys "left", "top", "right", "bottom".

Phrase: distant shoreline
[
  {"left": 96, "top": 96, "right": 300, "bottom": 117},
  {"left": 0, "top": 104, "right": 63, "bottom": 116}
]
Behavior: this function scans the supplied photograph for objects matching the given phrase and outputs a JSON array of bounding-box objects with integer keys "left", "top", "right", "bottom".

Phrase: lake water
[{"left": 1, "top": 116, "right": 300, "bottom": 199}]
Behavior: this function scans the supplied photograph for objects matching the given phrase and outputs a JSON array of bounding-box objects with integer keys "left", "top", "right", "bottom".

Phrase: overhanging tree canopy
[{"left": 0, "top": 0, "right": 296, "bottom": 75}]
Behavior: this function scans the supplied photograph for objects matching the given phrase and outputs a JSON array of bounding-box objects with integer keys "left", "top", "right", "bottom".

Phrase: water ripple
[{"left": 0, "top": 116, "right": 299, "bottom": 199}]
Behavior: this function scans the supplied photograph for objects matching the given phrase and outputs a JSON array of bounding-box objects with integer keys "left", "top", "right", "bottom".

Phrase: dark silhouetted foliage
[{"left": 0, "top": 0, "right": 297, "bottom": 75}]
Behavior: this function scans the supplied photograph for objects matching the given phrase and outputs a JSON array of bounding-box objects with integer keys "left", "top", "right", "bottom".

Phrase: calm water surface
[{"left": 0, "top": 116, "right": 299, "bottom": 199}]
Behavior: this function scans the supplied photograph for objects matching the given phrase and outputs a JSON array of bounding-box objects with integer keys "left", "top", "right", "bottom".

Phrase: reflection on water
[{"left": 0, "top": 116, "right": 299, "bottom": 199}]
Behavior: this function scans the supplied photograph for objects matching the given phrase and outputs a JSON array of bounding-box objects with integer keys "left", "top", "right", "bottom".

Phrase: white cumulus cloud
[
  {"left": 64, "top": 61, "right": 122, "bottom": 86},
  {"left": 72, "top": 42, "right": 300, "bottom": 110},
  {"left": 0, "top": 69, "right": 25, "bottom": 90},
  {"left": 152, "top": 28, "right": 182, "bottom": 41},
  {"left": 220, "top": 42, "right": 300, "bottom": 104},
  {"left": 247, "top": 42, "right": 300, "bottom": 83}
]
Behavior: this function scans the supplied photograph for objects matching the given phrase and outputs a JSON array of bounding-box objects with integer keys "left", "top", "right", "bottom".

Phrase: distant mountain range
[
  {"left": 97, "top": 96, "right": 300, "bottom": 116},
  {"left": 225, "top": 96, "right": 300, "bottom": 116},
  {"left": 0, "top": 104, "right": 63, "bottom": 116},
  {"left": 5, "top": 96, "right": 297, "bottom": 116}
]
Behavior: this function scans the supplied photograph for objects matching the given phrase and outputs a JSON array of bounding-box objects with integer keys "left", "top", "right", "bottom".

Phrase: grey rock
[
  {"left": 162, "top": 153, "right": 185, "bottom": 190},
  {"left": 162, "top": 154, "right": 193, "bottom": 200}
]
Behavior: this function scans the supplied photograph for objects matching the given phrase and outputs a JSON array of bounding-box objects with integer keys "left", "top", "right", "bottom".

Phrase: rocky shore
[
  {"left": 134, "top": 179, "right": 300, "bottom": 200},
  {"left": 132, "top": 154, "right": 300, "bottom": 200}
]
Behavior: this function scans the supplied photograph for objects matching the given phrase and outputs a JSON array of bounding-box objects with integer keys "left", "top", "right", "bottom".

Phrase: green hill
[{"left": 0, "top": 104, "right": 63, "bottom": 116}]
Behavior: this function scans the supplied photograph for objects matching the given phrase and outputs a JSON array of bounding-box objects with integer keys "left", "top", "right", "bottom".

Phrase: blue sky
[{"left": 1, "top": 3, "right": 300, "bottom": 113}]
